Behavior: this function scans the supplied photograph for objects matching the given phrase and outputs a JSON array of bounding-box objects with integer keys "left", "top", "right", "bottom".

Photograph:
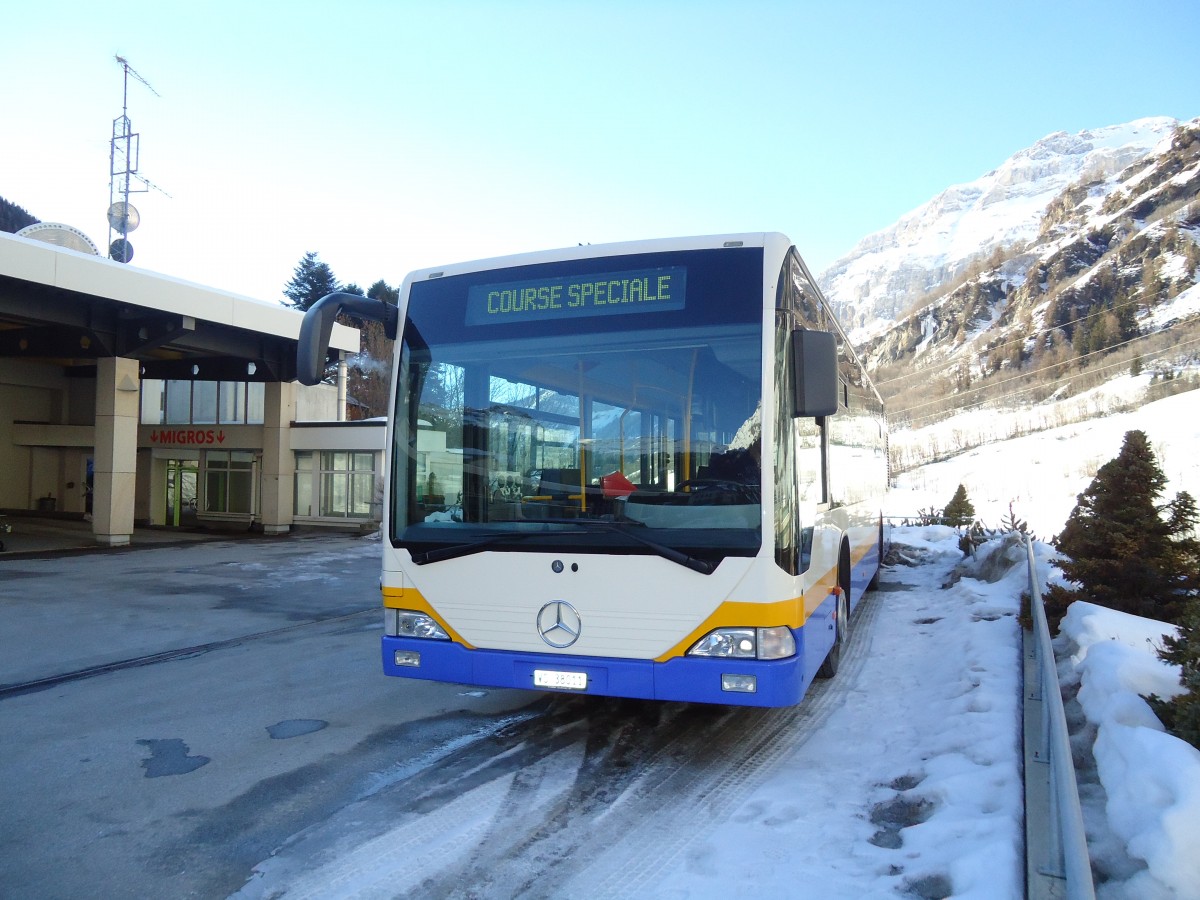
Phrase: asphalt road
[{"left": 0, "top": 534, "right": 538, "bottom": 898}]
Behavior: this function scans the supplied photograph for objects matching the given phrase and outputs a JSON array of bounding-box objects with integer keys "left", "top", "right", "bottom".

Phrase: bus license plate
[{"left": 534, "top": 669, "right": 587, "bottom": 691}]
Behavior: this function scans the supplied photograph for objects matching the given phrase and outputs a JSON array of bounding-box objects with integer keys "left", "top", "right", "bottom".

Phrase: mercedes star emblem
[{"left": 536, "top": 600, "right": 582, "bottom": 648}]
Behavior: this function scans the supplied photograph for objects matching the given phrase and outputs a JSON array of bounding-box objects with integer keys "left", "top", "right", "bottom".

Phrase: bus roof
[{"left": 402, "top": 232, "right": 797, "bottom": 286}]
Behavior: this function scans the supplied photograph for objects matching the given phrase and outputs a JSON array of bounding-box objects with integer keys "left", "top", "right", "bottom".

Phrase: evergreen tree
[
  {"left": 1147, "top": 592, "right": 1200, "bottom": 749},
  {"left": 344, "top": 279, "right": 397, "bottom": 418},
  {"left": 1, "top": 196, "right": 39, "bottom": 233},
  {"left": 283, "top": 251, "right": 341, "bottom": 311},
  {"left": 1046, "top": 430, "right": 1200, "bottom": 627},
  {"left": 942, "top": 484, "right": 975, "bottom": 527}
]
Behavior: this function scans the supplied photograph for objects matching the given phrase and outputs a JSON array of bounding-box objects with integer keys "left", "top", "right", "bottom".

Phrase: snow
[
  {"left": 890, "top": 387, "right": 1200, "bottom": 540},
  {"left": 647, "top": 526, "right": 1029, "bottom": 899},
  {"left": 650, "top": 386, "right": 1200, "bottom": 898},
  {"left": 1057, "top": 603, "right": 1200, "bottom": 899},
  {"left": 236, "top": 387, "right": 1200, "bottom": 899},
  {"left": 1143, "top": 279, "right": 1200, "bottom": 330},
  {"left": 820, "top": 117, "right": 1182, "bottom": 336},
  {"left": 640, "top": 528, "right": 1198, "bottom": 900}
]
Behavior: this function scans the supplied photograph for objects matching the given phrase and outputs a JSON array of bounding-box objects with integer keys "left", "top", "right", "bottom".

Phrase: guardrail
[{"left": 1023, "top": 533, "right": 1096, "bottom": 900}]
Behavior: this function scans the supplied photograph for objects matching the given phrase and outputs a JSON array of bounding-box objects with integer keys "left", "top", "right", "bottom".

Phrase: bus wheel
[{"left": 817, "top": 588, "right": 849, "bottom": 679}]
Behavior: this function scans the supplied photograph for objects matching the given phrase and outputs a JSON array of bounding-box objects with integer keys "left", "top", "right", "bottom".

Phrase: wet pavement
[
  {"left": 0, "top": 531, "right": 536, "bottom": 898},
  {"left": 0, "top": 514, "right": 226, "bottom": 556}
]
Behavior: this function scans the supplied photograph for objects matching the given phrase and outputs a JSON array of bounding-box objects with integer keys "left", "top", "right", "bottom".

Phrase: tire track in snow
[
  {"left": 554, "top": 585, "right": 886, "bottom": 898},
  {"left": 236, "top": 585, "right": 887, "bottom": 899}
]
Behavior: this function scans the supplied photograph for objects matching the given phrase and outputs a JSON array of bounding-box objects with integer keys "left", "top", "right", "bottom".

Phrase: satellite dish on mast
[
  {"left": 15, "top": 223, "right": 100, "bottom": 255},
  {"left": 109, "top": 238, "right": 135, "bottom": 263},
  {"left": 106, "top": 201, "right": 140, "bottom": 233}
]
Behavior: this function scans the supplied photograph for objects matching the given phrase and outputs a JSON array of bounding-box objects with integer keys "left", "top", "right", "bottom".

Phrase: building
[{"left": 0, "top": 230, "right": 385, "bottom": 546}]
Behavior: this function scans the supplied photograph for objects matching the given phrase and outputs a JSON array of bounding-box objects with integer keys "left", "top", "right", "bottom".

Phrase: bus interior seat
[{"left": 538, "top": 469, "right": 582, "bottom": 499}]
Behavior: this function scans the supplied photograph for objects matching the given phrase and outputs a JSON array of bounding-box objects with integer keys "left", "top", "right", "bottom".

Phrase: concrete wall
[
  {"left": 0, "top": 360, "right": 70, "bottom": 508},
  {"left": 295, "top": 384, "right": 340, "bottom": 422}
]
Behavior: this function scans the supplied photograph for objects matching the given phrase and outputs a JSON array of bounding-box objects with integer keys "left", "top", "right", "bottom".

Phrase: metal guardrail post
[{"left": 1023, "top": 533, "right": 1096, "bottom": 900}]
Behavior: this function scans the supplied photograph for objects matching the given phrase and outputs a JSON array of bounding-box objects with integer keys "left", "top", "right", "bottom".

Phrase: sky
[{"left": 4, "top": 0, "right": 1199, "bottom": 306}]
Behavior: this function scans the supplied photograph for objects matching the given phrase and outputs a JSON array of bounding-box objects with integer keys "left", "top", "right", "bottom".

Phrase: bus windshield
[{"left": 391, "top": 248, "right": 764, "bottom": 569}]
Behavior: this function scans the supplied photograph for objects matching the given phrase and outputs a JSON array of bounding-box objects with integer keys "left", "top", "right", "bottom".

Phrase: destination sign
[{"left": 466, "top": 266, "right": 686, "bottom": 326}]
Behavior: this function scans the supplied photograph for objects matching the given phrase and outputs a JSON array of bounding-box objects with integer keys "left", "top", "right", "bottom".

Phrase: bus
[{"left": 298, "top": 233, "right": 887, "bottom": 707}]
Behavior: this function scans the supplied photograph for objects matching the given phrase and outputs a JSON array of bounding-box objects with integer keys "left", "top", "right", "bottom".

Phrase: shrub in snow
[{"left": 941, "top": 483, "right": 976, "bottom": 527}]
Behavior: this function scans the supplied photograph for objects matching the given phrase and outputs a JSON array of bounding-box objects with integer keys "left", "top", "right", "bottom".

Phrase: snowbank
[{"left": 1057, "top": 602, "right": 1200, "bottom": 899}]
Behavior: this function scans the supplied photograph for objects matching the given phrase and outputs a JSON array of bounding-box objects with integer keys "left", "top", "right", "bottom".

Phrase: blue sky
[{"left": 4, "top": 0, "right": 1198, "bottom": 304}]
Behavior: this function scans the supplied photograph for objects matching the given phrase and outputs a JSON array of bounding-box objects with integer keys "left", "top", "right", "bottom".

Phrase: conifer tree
[
  {"left": 283, "top": 251, "right": 341, "bottom": 311},
  {"left": 1, "top": 196, "right": 39, "bottom": 233},
  {"left": 1148, "top": 595, "right": 1200, "bottom": 749},
  {"left": 1046, "top": 430, "right": 1200, "bottom": 626},
  {"left": 942, "top": 484, "right": 975, "bottom": 527}
]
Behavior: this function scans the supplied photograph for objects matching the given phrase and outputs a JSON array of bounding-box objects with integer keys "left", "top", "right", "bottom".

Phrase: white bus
[{"left": 299, "top": 233, "right": 887, "bottom": 706}]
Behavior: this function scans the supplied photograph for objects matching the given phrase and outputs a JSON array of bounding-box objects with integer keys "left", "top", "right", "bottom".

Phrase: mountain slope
[
  {"left": 820, "top": 117, "right": 1181, "bottom": 336},
  {"left": 852, "top": 117, "right": 1200, "bottom": 470}
]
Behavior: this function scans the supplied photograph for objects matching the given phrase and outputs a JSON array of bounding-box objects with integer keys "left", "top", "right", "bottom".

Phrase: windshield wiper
[{"left": 579, "top": 521, "right": 717, "bottom": 575}]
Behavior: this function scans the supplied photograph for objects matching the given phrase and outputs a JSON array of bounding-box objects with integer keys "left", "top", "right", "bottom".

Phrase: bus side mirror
[
  {"left": 297, "top": 292, "right": 399, "bottom": 386},
  {"left": 791, "top": 329, "right": 838, "bottom": 417}
]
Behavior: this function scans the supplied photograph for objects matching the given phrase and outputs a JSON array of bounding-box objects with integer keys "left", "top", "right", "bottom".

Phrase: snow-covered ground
[
  {"left": 638, "top": 530, "right": 1197, "bottom": 900},
  {"left": 650, "top": 386, "right": 1200, "bottom": 898},
  {"left": 888, "top": 386, "right": 1200, "bottom": 541},
  {"left": 235, "top": 530, "right": 1197, "bottom": 899},
  {"left": 1057, "top": 602, "right": 1199, "bottom": 899},
  {"left": 645, "top": 526, "right": 1030, "bottom": 900},
  {"left": 234, "top": 389, "right": 1200, "bottom": 899}
]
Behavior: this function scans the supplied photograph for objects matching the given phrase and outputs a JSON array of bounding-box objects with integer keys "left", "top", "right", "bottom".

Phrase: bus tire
[{"left": 817, "top": 585, "right": 849, "bottom": 679}]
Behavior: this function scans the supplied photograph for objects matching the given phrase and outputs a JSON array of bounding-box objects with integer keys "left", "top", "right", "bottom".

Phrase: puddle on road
[
  {"left": 267, "top": 719, "right": 329, "bottom": 740},
  {"left": 137, "top": 738, "right": 210, "bottom": 778}
]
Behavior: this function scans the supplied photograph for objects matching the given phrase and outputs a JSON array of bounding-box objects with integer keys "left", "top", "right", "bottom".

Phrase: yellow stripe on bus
[
  {"left": 382, "top": 555, "right": 856, "bottom": 663},
  {"left": 382, "top": 586, "right": 477, "bottom": 648},
  {"left": 654, "top": 563, "right": 841, "bottom": 662}
]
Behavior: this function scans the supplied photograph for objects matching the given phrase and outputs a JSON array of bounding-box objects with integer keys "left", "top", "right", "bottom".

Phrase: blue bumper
[{"left": 382, "top": 636, "right": 811, "bottom": 707}]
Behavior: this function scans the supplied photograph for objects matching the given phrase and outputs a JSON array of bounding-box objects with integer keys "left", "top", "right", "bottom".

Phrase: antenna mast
[{"left": 108, "top": 55, "right": 168, "bottom": 264}]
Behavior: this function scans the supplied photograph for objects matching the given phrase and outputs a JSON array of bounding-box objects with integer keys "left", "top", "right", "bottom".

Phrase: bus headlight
[
  {"left": 386, "top": 608, "right": 451, "bottom": 640},
  {"left": 687, "top": 626, "right": 796, "bottom": 660}
]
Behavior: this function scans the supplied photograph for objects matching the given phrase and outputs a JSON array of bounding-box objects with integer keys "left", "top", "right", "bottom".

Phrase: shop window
[
  {"left": 193, "top": 381, "right": 218, "bottom": 424},
  {"left": 219, "top": 382, "right": 244, "bottom": 424},
  {"left": 294, "top": 451, "right": 313, "bottom": 516},
  {"left": 247, "top": 382, "right": 265, "bottom": 424},
  {"left": 204, "top": 450, "right": 255, "bottom": 514},
  {"left": 141, "top": 379, "right": 165, "bottom": 424},
  {"left": 165, "top": 380, "right": 192, "bottom": 424},
  {"left": 142, "top": 380, "right": 270, "bottom": 426},
  {"left": 319, "top": 451, "right": 375, "bottom": 518}
]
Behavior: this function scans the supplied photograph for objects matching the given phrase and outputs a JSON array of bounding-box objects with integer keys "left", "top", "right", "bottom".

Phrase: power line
[
  {"left": 893, "top": 333, "right": 1200, "bottom": 429},
  {"left": 874, "top": 288, "right": 1153, "bottom": 389},
  {"left": 889, "top": 328, "right": 1152, "bottom": 418}
]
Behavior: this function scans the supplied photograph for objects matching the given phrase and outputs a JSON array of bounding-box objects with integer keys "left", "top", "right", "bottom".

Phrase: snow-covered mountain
[
  {"left": 827, "top": 116, "right": 1200, "bottom": 444},
  {"left": 820, "top": 117, "right": 1182, "bottom": 336}
]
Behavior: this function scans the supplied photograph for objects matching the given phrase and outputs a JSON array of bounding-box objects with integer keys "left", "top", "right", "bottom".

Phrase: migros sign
[{"left": 142, "top": 425, "right": 259, "bottom": 448}]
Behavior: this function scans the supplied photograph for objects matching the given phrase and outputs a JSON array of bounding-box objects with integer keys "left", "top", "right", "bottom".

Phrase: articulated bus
[{"left": 298, "top": 233, "right": 887, "bottom": 707}]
